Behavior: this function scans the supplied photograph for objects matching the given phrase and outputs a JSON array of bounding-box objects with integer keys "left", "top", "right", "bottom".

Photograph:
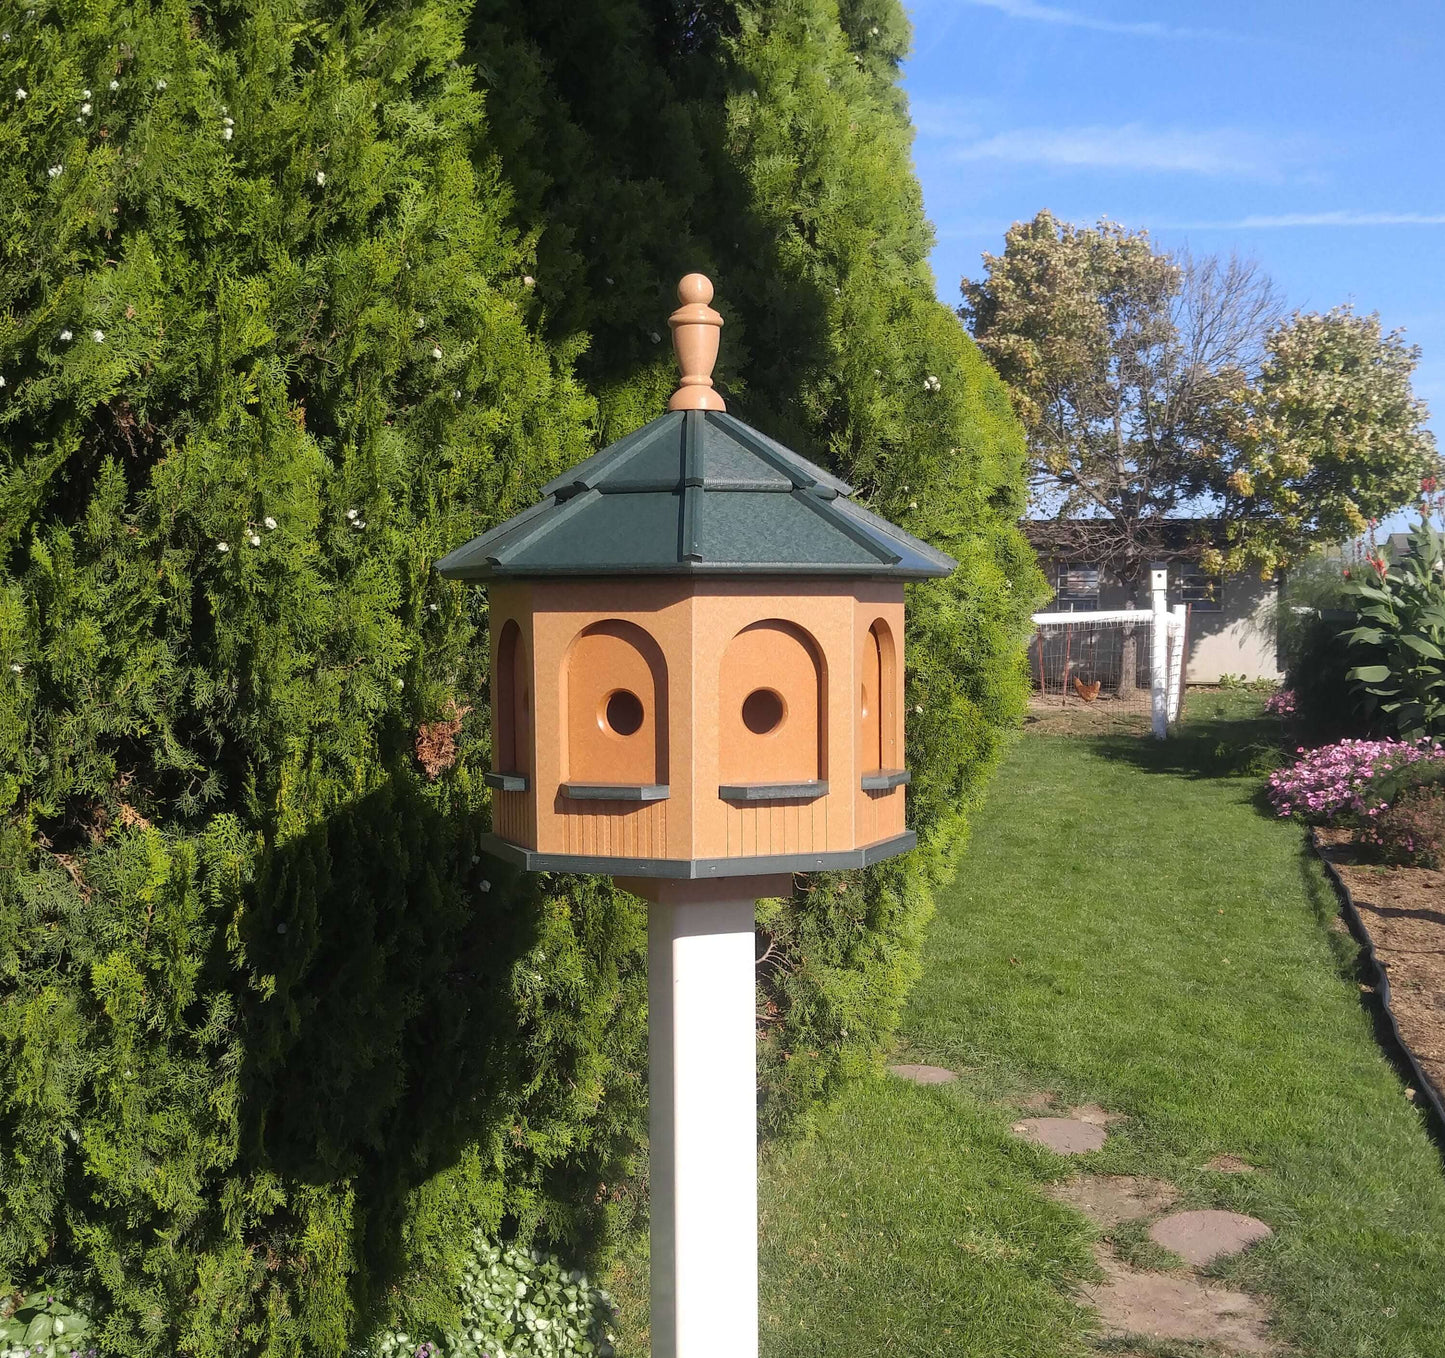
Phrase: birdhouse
[{"left": 436, "top": 275, "right": 956, "bottom": 880}]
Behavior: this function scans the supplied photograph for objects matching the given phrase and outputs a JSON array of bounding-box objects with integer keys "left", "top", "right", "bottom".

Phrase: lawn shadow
[{"left": 1084, "top": 713, "right": 1290, "bottom": 794}]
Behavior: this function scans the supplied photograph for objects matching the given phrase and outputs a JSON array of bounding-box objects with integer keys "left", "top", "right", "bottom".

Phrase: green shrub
[
  {"left": 1, "top": 0, "right": 1040, "bottom": 1349},
  {"left": 368, "top": 1234, "right": 617, "bottom": 1358},
  {"left": 1343, "top": 520, "right": 1445, "bottom": 739},
  {"left": 1278, "top": 554, "right": 1361, "bottom": 741},
  {"left": 1, "top": 1290, "right": 94, "bottom": 1358}
]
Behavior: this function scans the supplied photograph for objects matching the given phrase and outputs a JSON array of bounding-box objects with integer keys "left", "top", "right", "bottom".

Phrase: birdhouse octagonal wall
[{"left": 482, "top": 578, "right": 911, "bottom": 877}]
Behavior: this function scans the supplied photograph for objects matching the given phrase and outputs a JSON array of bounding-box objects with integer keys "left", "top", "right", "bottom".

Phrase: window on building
[
  {"left": 1056, "top": 564, "right": 1101, "bottom": 611},
  {"left": 1177, "top": 568, "right": 1223, "bottom": 611}
]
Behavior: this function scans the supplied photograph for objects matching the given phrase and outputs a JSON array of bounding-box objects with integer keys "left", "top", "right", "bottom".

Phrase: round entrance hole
[
  {"left": 603, "top": 689, "right": 644, "bottom": 736},
  {"left": 741, "top": 688, "right": 785, "bottom": 735}
]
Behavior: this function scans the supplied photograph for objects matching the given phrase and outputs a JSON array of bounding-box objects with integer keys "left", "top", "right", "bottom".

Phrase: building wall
[{"left": 1038, "top": 563, "right": 1282, "bottom": 684}]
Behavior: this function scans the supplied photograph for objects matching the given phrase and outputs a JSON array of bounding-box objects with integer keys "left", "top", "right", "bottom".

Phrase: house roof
[
  {"left": 1022, "top": 517, "right": 1226, "bottom": 565},
  {"left": 435, "top": 409, "right": 957, "bottom": 581}
]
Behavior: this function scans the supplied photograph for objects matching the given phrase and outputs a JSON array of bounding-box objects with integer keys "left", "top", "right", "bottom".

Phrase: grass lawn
[{"left": 754, "top": 692, "right": 1445, "bottom": 1357}]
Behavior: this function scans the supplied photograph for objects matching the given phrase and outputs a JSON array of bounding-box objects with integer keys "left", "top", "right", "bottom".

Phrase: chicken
[{"left": 1073, "top": 675, "right": 1102, "bottom": 703}]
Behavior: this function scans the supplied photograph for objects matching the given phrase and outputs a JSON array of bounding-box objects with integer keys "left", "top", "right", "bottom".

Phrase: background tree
[{"left": 962, "top": 209, "right": 1439, "bottom": 579}]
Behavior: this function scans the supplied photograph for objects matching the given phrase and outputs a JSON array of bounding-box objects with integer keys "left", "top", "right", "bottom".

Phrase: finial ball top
[{"left": 677, "top": 273, "right": 714, "bottom": 306}]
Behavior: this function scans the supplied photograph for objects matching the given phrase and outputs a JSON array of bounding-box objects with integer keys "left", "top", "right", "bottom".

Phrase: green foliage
[
  {"left": 1277, "top": 555, "right": 1360, "bottom": 742},
  {"left": 470, "top": 0, "right": 1045, "bottom": 1132},
  {"left": 0, "top": 1290, "right": 92, "bottom": 1358},
  {"left": 0, "top": 0, "right": 1040, "bottom": 1349},
  {"left": 369, "top": 1234, "right": 617, "bottom": 1358},
  {"left": 1342, "top": 520, "right": 1445, "bottom": 739}
]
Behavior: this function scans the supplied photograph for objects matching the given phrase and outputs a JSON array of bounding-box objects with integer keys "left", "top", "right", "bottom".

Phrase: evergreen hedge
[{"left": 0, "top": 0, "right": 1043, "bottom": 1351}]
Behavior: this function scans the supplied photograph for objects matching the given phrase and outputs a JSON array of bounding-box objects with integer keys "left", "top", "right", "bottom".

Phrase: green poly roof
[{"left": 435, "top": 410, "right": 957, "bottom": 581}]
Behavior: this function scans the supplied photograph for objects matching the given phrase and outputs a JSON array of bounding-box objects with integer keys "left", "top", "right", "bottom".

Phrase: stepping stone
[
  {"left": 1015, "top": 1090, "right": 1056, "bottom": 1112},
  {"left": 1011, "top": 1117, "right": 1107, "bottom": 1154},
  {"left": 1069, "top": 1103, "right": 1126, "bottom": 1126},
  {"left": 1084, "top": 1246, "right": 1274, "bottom": 1353},
  {"left": 1149, "top": 1210, "right": 1273, "bottom": 1266},
  {"left": 887, "top": 1063, "right": 957, "bottom": 1084},
  {"left": 1205, "top": 1154, "right": 1256, "bottom": 1174},
  {"left": 1046, "top": 1175, "right": 1178, "bottom": 1228}
]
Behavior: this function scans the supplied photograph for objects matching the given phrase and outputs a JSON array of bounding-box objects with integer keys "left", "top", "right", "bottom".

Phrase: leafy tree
[{"left": 962, "top": 209, "right": 1439, "bottom": 578}]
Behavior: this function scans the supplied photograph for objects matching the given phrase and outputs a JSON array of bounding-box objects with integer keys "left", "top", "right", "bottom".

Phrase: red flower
[{"left": 1423, "top": 476, "right": 1438, "bottom": 493}]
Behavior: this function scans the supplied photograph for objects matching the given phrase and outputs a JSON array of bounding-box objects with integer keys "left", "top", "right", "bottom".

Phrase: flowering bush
[
  {"left": 1362, "top": 785, "right": 1445, "bottom": 868},
  {"left": 1265, "top": 738, "right": 1445, "bottom": 823},
  {"left": 1265, "top": 689, "right": 1298, "bottom": 717}
]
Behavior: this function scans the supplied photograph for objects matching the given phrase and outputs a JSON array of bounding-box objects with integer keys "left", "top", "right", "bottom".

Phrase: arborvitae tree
[
  {"left": 1, "top": 0, "right": 1041, "bottom": 1349},
  {"left": 1, "top": 0, "right": 644, "bottom": 1350},
  {"left": 470, "top": 0, "right": 1044, "bottom": 1125}
]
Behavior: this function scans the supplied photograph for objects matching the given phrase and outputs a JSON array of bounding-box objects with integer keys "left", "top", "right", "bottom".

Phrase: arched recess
[
  {"left": 563, "top": 620, "right": 668, "bottom": 785},
  {"left": 861, "top": 618, "right": 899, "bottom": 773},
  {"left": 494, "top": 619, "right": 531, "bottom": 775},
  {"left": 719, "top": 620, "right": 825, "bottom": 784}
]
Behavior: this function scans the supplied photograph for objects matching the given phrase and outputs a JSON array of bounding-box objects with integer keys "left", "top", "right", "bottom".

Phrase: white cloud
[
  {"left": 954, "top": 0, "right": 1225, "bottom": 39},
  {"left": 948, "top": 124, "right": 1287, "bottom": 178},
  {"left": 1206, "top": 211, "right": 1445, "bottom": 228}
]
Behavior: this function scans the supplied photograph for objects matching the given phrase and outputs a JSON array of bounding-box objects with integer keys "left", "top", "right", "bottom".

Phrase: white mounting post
[
  {"left": 616, "top": 874, "right": 791, "bottom": 1358},
  {"left": 1166, "top": 603, "right": 1187, "bottom": 723},
  {"left": 1150, "top": 567, "right": 1169, "bottom": 739}
]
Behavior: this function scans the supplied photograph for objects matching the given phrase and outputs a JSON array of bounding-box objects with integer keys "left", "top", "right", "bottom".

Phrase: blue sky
[{"left": 902, "top": 0, "right": 1444, "bottom": 525}]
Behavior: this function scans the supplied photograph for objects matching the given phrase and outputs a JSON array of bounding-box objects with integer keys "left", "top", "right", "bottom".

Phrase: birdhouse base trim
[
  {"left": 484, "top": 771, "right": 530, "bottom": 792},
  {"left": 717, "top": 781, "right": 828, "bottom": 803},
  {"left": 560, "top": 782, "right": 671, "bottom": 802},
  {"left": 475, "top": 830, "right": 917, "bottom": 879},
  {"left": 860, "top": 768, "right": 911, "bottom": 791}
]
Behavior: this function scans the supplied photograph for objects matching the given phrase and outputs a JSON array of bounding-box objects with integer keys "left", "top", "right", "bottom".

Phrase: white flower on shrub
[
  {"left": 91, "top": 329, "right": 104, "bottom": 342},
  {"left": 58, "top": 329, "right": 72, "bottom": 342},
  {"left": 217, "top": 541, "right": 229, "bottom": 553},
  {"left": 109, "top": 79, "right": 119, "bottom": 90},
  {"left": 264, "top": 516, "right": 277, "bottom": 530},
  {"left": 80, "top": 101, "right": 91, "bottom": 113},
  {"left": 431, "top": 346, "right": 442, "bottom": 359},
  {"left": 316, "top": 170, "right": 325, "bottom": 185},
  {"left": 15, "top": 87, "right": 25, "bottom": 100},
  {"left": 47, "top": 164, "right": 62, "bottom": 178}
]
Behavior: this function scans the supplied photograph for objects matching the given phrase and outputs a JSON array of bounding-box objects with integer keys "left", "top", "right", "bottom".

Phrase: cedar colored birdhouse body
[{"left": 437, "top": 278, "right": 954, "bottom": 879}]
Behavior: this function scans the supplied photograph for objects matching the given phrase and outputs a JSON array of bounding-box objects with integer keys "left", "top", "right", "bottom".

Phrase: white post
[
  {"left": 617, "top": 874, "right": 791, "bottom": 1358},
  {"left": 1150, "top": 568, "right": 1168, "bottom": 739},
  {"left": 1166, "top": 603, "right": 1187, "bottom": 723}
]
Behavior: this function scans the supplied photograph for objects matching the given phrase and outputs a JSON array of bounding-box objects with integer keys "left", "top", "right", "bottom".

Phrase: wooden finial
[{"left": 667, "top": 273, "right": 725, "bottom": 412}]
